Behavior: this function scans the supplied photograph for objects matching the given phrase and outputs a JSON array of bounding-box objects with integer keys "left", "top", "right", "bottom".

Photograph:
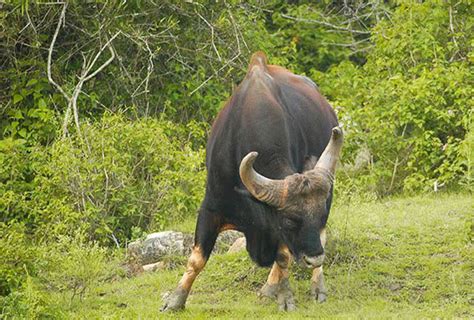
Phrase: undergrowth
[{"left": 2, "top": 193, "right": 471, "bottom": 319}]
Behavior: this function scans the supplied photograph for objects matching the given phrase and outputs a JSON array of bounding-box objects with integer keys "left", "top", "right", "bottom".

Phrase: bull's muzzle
[{"left": 302, "top": 254, "right": 325, "bottom": 268}]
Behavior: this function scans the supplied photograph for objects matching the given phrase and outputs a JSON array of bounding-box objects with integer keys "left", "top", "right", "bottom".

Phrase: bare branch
[
  {"left": 62, "top": 102, "right": 72, "bottom": 136},
  {"left": 227, "top": 9, "right": 241, "bottom": 54},
  {"left": 71, "top": 81, "right": 84, "bottom": 138},
  {"left": 321, "top": 38, "right": 371, "bottom": 47},
  {"left": 46, "top": 2, "right": 73, "bottom": 138},
  {"left": 190, "top": 53, "right": 241, "bottom": 95},
  {"left": 83, "top": 32, "right": 120, "bottom": 81},
  {"left": 69, "top": 32, "right": 119, "bottom": 138},
  {"left": 47, "top": 2, "right": 70, "bottom": 101},
  {"left": 47, "top": 4, "right": 119, "bottom": 138},
  {"left": 448, "top": 6, "right": 459, "bottom": 62},
  {"left": 196, "top": 11, "right": 222, "bottom": 62},
  {"left": 25, "top": 8, "right": 38, "bottom": 36},
  {"left": 142, "top": 38, "right": 155, "bottom": 115}
]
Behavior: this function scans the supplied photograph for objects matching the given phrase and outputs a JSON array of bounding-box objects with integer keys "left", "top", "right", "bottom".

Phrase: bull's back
[
  {"left": 209, "top": 64, "right": 336, "bottom": 168},
  {"left": 205, "top": 53, "right": 337, "bottom": 204}
]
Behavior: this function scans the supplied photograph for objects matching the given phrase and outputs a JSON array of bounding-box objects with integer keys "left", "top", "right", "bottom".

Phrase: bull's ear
[
  {"left": 234, "top": 186, "right": 252, "bottom": 198},
  {"left": 239, "top": 152, "right": 287, "bottom": 208},
  {"left": 313, "top": 127, "right": 343, "bottom": 176}
]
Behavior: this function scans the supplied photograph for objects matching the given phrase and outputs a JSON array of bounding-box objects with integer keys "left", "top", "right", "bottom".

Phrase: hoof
[
  {"left": 311, "top": 286, "right": 328, "bottom": 303},
  {"left": 315, "top": 292, "right": 327, "bottom": 303},
  {"left": 277, "top": 278, "right": 296, "bottom": 311},
  {"left": 160, "top": 288, "right": 188, "bottom": 312},
  {"left": 278, "top": 297, "right": 296, "bottom": 311},
  {"left": 258, "top": 283, "right": 279, "bottom": 299},
  {"left": 277, "top": 290, "right": 296, "bottom": 311}
]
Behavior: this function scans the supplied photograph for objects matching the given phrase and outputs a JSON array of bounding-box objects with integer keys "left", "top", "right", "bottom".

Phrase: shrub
[
  {"left": 40, "top": 234, "right": 122, "bottom": 300},
  {"left": 1, "top": 114, "right": 206, "bottom": 246},
  {"left": 0, "top": 275, "right": 61, "bottom": 320},
  {"left": 0, "top": 228, "right": 124, "bottom": 318},
  {"left": 42, "top": 114, "right": 206, "bottom": 243},
  {"left": 317, "top": 1, "right": 473, "bottom": 195},
  {"left": 0, "top": 223, "right": 39, "bottom": 296}
]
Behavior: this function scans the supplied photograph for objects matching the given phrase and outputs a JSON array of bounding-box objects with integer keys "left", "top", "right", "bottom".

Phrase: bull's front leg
[
  {"left": 311, "top": 228, "right": 327, "bottom": 302},
  {"left": 311, "top": 266, "right": 327, "bottom": 302},
  {"left": 259, "top": 245, "right": 296, "bottom": 311},
  {"left": 161, "top": 208, "right": 218, "bottom": 312},
  {"left": 160, "top": 245, "right": 207, "bottom": 311}
]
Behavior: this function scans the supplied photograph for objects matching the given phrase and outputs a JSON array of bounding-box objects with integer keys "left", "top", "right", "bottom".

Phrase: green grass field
[{"left": 52, "top": 194, "right": 473, "bottom": 319}]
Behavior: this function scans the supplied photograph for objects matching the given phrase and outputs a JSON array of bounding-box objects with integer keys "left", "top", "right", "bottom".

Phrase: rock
[
  {"left": 127, "top": 230, "right": 245, "bottom": 266},
  {"left": 143, "top": 261, "right": 166, "bottom": 272},
  {"left": 128, "top": 231, "right": 193, "bottom": 265},
  {"left": 228, "top": 237, "right": 246, "bottom": 253},
  {"left": 214, "top": 230, "right": 245, "bottom": 253}
]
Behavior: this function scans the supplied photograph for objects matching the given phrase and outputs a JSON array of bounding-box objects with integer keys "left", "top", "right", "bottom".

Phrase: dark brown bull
[{"left": 162, "top": 52, "right": 343, "bottom": 311}]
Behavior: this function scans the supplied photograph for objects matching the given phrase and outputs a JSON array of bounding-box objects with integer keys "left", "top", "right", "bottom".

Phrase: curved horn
[
  {"left": 239, "top": 152, "right": 286, "bottom": 207},
  {"left": 314, "top": 127, "right": 344, "bottom": 175}
]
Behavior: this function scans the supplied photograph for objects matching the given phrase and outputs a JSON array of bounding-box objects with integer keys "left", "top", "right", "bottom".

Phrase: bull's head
[{"left": 239, "top": 127, "right": 343, "bottom": 268}]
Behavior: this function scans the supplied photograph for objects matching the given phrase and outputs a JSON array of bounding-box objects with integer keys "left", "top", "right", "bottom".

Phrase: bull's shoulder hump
[
  {"left": 248, "top": 51, "right": 269, "bottom": 72},
  {"left": 246, "top": 52, "right": 273, "bottom": 82}
]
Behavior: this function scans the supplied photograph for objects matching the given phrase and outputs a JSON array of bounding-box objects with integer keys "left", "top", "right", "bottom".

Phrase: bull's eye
[{"left": 282, "top": 217, "right": 299, "bottom": 230}]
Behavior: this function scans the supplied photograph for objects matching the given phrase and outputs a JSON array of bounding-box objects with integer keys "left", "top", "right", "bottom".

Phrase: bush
[
  {"left": 1, "top": 113, "right": 206, "bottom": 304},
  {"left": 0, "top": 234, "right": 121, "bottom": 319},
  {"left": 0, "top": 275, "right": 61, "bottom": 320},
  {"left": 0, "top": 229, "right": 125, "bottom": 317},
  {"left": 317, "top": 1, "right": 473, "bottom": 195},
  {"left": 460, "top": 114, "right": 474, "bottom": 191},
  {"left": 1, "top": 114, "right": 206, "bottom": 246},
  {"left": 40, "top": 234, "right": 122, "bottom": 300},
  {"left": 0, "top": 223, "right": 39, "bottom": 296}
]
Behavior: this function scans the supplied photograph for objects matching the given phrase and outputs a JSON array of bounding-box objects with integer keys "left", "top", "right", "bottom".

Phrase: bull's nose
[{"left": 303, "top": 254, "right": 325, "bottom": 268}]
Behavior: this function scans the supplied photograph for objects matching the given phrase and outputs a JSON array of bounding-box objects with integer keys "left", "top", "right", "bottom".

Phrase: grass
[{"left": 42, "top": 194, "right": 474, "bottom": 318}]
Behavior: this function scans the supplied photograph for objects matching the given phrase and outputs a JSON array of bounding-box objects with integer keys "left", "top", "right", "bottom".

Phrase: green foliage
[
  {"left": 1, "top": 114, "right": 206, "bottom": 245},
  {"left": 1, "top": 274, "right": 61, "bottom": 320},
  {"left": 0, "top": 223, "right": 38, "bottom": 296},
  {"left": 0, "top": 234, "right": 122, "bottom": 319},
  {"left": 0, "top": 1, "right": 268, "bottom": 124},
  {"left": 317, "top": 1, "right": 473, "bottom": 195},
  {"left": 2, "top": 2, "right": 471, "bottom": 197},
  {"left": 269, "top": 5, "right": 354, "bottom": 73},
  {"left": 4, "top": 70, "right": 57, "bottom": 144},
  {"left": 1, "top": 1, "right": 473, "bottom": 317},
  {"left": 41, "top": 234, "right": 122, "bottom": 300},
  {"left": 0, "top": 138, "right": 55, "bottom": 229},
  {"left": 50, "top": 114, "right": 205, "bottom": 241},
  {"left": 460, "top": 112, "right": 473, "bottom": 190},
  {"left": 24, "top": 194, "right": 474, "bottom": 319}
]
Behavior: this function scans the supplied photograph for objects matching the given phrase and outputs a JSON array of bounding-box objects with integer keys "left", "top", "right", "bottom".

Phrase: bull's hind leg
[
  {"left": 311, "top": 228, "right": 327, "bottom": 302},
  {"left": 161, "top": 208, "right": 219, "bottom": 312},
  {"left": 259, "top": 245, "right": 296, "bottom": 311}
]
